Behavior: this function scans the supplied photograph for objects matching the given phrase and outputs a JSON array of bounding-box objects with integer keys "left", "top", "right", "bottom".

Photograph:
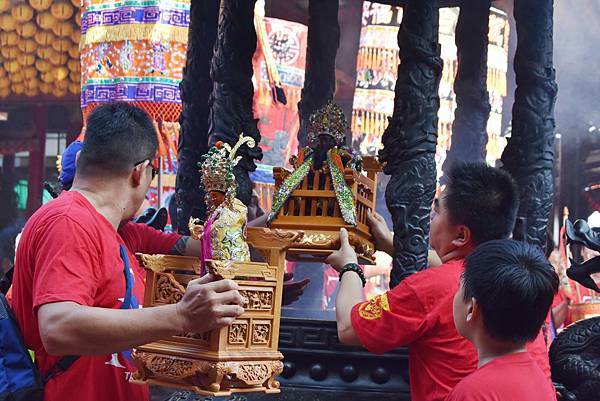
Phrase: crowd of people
[{"left": 5, "top": 102, "right": 562, "bottom": 401}]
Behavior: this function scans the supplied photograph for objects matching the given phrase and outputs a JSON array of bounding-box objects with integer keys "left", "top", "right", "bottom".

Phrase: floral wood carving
[
  {"left": 235, "top": 363, "right": 271, "bottom": 385},
  {"left": 140, "top": 254, "right": 168, "bottom": 273},
  {"left": 228, "top": 322, "right": 248, "bottom": 344},
  {"left": 252, "top": 323, "right": 271, "bottom": 344},
  {"left": 240, "top": 290, "right": 273, "bottom": 311},
  {"left": 154, "top": 272, "right": 185, "bottom": 304},
  {"left": 136, "top": 353, "right": 204, "bottom": 379}
]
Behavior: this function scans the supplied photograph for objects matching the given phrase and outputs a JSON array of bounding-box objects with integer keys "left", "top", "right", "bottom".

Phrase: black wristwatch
[{"left": 339, "top": 263, "right": 366, "bottom": 287}]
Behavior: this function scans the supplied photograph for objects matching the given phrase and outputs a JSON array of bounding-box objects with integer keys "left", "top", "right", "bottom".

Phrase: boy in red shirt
[
  {"left": 447, "top": 239, "right": 558, "bottom": 401},
  {"left": 327, "top": 162, "right": 552, "bottom": 401}
]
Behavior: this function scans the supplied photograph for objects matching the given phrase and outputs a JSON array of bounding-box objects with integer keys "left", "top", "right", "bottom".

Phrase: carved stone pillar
[
  {"left": 500, "top": 0, "right": 558, "bottom": 247},
  {"left": 441, "top": 1, "right": 491, "bottom": 180},
  {"left": 297, "top": 0, "right": 340, "bottom": 149},
  {"left": 208, "top": 0, "right": 262, "bottom": 206},
  {"left": 379, "top": 0, "right": 442, "bottom": 287},
  {"left": 175, "top": 0, "right": 220, "bottom": 233}
]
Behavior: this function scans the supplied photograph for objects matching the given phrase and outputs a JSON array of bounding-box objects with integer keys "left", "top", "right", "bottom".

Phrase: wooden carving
[{"left": 154, "top": 273, "right": 185, "bottom": 304}]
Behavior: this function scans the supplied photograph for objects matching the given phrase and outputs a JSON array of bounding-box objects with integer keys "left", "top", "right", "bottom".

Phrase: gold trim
[{"left": 80, "top": 24, "right": 189, "bottom": 48}]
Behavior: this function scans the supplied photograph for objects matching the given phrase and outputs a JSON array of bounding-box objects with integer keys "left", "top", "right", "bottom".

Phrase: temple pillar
[
  {"left": 379, "top": 0, "right": 442, "bottom": 287},
  {"left": 208, "top": 0, "right": 262, "bottom": 206},
  {"left": 26, "top": 105, "right": 47, "bottom": 217},
  {"left": 297, "top": 0, "right": 340, "bottom": 149},
  {"left": 441, "top": 0, "right": 491, "bottom": 179},
  {"left": 175, "top": 0, "right": 220, "bottom": 233},
  {"left": 500, "top": 0, "right": 558, "bottom": 247}
]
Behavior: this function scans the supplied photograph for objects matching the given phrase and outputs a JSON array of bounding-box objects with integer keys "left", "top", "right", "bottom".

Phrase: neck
[
  {"left": 474, "top": 336, "right": 526, "bottom": 368},
  {"left": 438, "top": 245, "right": 474, "bottom": 263},
  {"left": 71, "top": 177, "right": 130, "bottom": 230}
]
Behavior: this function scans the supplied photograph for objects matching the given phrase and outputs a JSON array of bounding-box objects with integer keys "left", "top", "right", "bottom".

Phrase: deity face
[
  {"left": 317, "top": 133, "right": 337, "bottom": 151},
  {"left": 208, "top": 190, "right": 226, "bottom": 209}
]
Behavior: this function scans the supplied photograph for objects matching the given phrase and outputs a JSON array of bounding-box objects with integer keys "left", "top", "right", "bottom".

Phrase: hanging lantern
[
  {"left": 55, "top": 78, "right": 68, "bottom": 91},
  {"left": 34, "top": 30, "right": 53, "bottom": 46},
  {"left": 9, "top": 71, "right": 24, "bottom": 83},
  {"left": 17, "top": 52, "right": 36, "bottom": 66},
  {"left": 12, "top": 4, "right": 34, "bottom": 22},
  {"left": 37, "top": 46, "right": 54, "bottom": 60},
  {"left": 17, "top": 38, "right": 37, "bottom": 53},
  {"left": 50, "top": 2, "right": 74, "bottom": 21},
  {"left": 12, "top": 83, "right": 25, "bottom": 95},
  {"left": 0, "top": 67, "right": 5, "bottom": 78},
  {"left": 74, "top": 11, "right": 80, "bottom": 27},
  {"left": 67, "top": 59, "right": 79, "bottom": 73},
  {"left": 0, "top": 0, "right": 10, "bottom": 13},
  {"left": 0, "top": 31, "right": 17, "bottom": 46},
  {"left": 23, "top": 66, "right": 37, "bottom": 79},
  {"left": 36, "top": 12, "right": 56, "bottom": 30},
  {"left": 68, "top": 82, "right": 79, "bottom": 94},
  {"left": 0, "top": 14, "right": 16, "bottom": 31},
  {"left": 4, "top": 60, "right": 20, "bottom": 73},
  {"left": 24, "top": 87, "right": 38, "bottom": 97},
  {"left": 29, "top": 0, "right": 53, "bottom": 12},
  {"left": 1, "top": 46, "right": 18, "bottom": 59},
  {"left": 40, "top": 71, "right": 53, "bottom": 83},
  {"left": 52, "top": 37, "right": 70, "bottom": 52},
  {"left": 24, "top": 77, "right": 37, "bottom": 88},
  {"left": 39, "top": 81, "right": 52, "bottom": 94},
  {"left": 51, "top": 21, "right": 73, "bottom": 37},
  {"left": 0, "top": 88, "right": 10, "bottom": 98},
  {"left": 54, "top": 88, "right": 67, "bottom": 97},
  {"left": 35, "top": 59, "right": 51, "bottom": 72},
  {"left": 70, "top": 29, "right": 80, "bottom": 44},
  {"left": 68, "top": 45, "right": 78, "bottom": 59},
  {"left": 54, "top": 66, "right": 69, "bottom": 81},
  {"left": 16, "top": 21, "right": 36, "bottom": 38},
  {"left": 69, "top": 70, "right": 80, "bottom": 82},
  {"left": 50, "top": 52, "right": 68, "bottom": 66},
  {"left": 0, "top": 79, "right": 9, "bottom": 89}
]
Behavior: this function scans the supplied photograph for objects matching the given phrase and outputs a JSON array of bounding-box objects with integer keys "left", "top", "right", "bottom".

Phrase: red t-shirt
[
  {"left": 445, "top": 352, "right": 556, "bottom": 401},
  {"left": 10, "top": 191, "right": 179, "bottom": 401},
  {"left": 350, "top": 259, "right": 552, "bottom": 401}
]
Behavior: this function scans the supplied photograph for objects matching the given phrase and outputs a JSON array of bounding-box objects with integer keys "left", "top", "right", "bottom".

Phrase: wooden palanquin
[
  {"left": 270, "top": 155, "right": 381, "bottom": 264},
  {"left": 131, "top": 228, "right": 303, "bottom": 396}
]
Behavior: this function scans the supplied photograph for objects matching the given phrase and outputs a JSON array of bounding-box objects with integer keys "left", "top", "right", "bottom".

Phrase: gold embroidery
[{"left": 357, "top": 293, "right": 390, "bottom": 320}]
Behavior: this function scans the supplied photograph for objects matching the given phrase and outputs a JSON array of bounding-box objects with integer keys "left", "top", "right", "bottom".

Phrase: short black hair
[
  {"left": 445, "top": 162, "right": 519, "bottom": 244},
  {"left": 78, "top": 102, "right": 158, "bottom": 177},
  {"left": 463, "top": 239, "right": 559, "bottom": 344}
]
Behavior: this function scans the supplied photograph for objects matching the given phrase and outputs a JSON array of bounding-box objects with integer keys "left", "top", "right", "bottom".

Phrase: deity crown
[
  {"left": 200, "top": 134, "right": 256, "bottom": 194},
  {"left": 307, "top": 101, "right": 348, "bottom": 145}
]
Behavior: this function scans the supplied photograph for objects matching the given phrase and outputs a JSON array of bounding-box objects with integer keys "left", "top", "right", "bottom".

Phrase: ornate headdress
[
  {"left": 200, "top": 134, "right": 256, "bottom": 195},
  {"left": 307, "top": 101, "right": 348, "bottom": 145}
]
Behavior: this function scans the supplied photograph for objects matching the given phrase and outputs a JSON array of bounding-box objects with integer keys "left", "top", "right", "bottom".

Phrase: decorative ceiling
[{"left": 0, "top": 0, "right": 80, "bottom": 99}]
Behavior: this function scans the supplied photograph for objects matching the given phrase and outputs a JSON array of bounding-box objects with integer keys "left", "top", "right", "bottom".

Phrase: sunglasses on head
[{"left": 134, "top": 160, "right": 159, "bottom": 180}]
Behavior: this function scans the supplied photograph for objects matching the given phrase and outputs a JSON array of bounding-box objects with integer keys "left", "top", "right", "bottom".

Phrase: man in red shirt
[
  {"left": 446, "top": 239, "right": 558, "bottom": 401},
  {"left": 11, "top": 103, "right": 245, "bottom": 401},
  {"left": 327, "top": 162, "right": 552, "bottom": 401}
]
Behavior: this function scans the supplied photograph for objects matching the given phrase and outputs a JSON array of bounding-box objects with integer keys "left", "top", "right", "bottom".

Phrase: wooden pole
[{"left": 26, "top": 104, "right": 47, "bottom": 217}]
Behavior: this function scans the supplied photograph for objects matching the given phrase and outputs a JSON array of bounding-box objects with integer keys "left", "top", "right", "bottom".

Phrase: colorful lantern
[
  {"left": 11, "top": 83, "right": 25, "bottom": 95},
  {"left": 37, "top": 47, "right": 54, "bottom": 60},
  {"left": 39, "top": 82, "right": 52, "bottom": 94},
  {"left": 16, "top": 21, "right": 36, "bottom": 38},
  {"left": 1, "top": 46, "right": 18, "bottom": 59},
  {"left": 4, "top": 60, "right": 20, "bottom": 73},
  {"left": 17, "top": 38, "right": 37, "bottom": 53},
  {"left": 51, "top": 37, "right": 70, "bottom": 52},
  {"left": 0, "top": 88, "right": 10, "bottom": 98},
  {"left": 34, "top": 30, "right": 54, "bottom": 46},
  {"left": 52, "top": 21, "right": 73, "bottom": 37},
  {"left": 80, "top": 0, "right": 191, "bottom": 160},
  {"left": 50, "top": 52, "right": 68, "bottom": 66},
  {"left": 23, "top": 66, "right": 37, "bottom": 79},
  {"left": 36, "top": 12, "right": 56, "bottom": 30},
  {"left": 0, "top": 31, "right": 18, "bottom": 46},
  {"left": 18, "top": 53, "right": 36, "bottom": 66}
]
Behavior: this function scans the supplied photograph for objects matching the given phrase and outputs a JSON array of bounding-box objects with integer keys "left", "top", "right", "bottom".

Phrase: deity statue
[
  {"left": 268, "top": 101, "right": 362, "bottom": 225},
  {"left": 188, "top": 135, "right": 255, "bottom": 271}
]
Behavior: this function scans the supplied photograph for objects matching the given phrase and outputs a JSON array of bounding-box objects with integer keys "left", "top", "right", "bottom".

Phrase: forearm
[
  {"left": 39, "top": 302, "right": 182, "bottom": 356},
  {"left": 335, "top": 272, "right": 364, "bottom": 345}
]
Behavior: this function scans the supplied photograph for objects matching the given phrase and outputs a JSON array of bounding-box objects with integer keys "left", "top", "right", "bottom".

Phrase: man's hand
[
  {"left": 176, "top": 274, "right": 244, "bottom": 333},
  {"left": 282, "top": 272, "right": 310, "bottom": 306},
  {"left": 367, "top": 211, "right": 394, "bottom": 255},
  {"left": 326, "top": 228, "right": 358, "bottom": 272}
]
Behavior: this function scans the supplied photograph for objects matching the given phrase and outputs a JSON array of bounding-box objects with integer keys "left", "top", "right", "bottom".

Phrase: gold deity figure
[{"left": 189, "top": 135, "right": 255, "bottom": 269}]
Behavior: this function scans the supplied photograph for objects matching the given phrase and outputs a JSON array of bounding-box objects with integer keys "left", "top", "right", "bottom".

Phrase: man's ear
[
  {"left": 451, "top": 225, "right": 472, "bottom": 248},
  {"left": 466, "top": 297, "right": 477, "bottom": 322},
  {"left": 131, "top": 161, "right": 146, "bottom": 187}
]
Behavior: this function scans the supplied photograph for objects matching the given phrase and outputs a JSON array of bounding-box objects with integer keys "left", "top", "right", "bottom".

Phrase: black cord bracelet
[{"left": 339, "top": 263, "right": 366, "bottom": 287}]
